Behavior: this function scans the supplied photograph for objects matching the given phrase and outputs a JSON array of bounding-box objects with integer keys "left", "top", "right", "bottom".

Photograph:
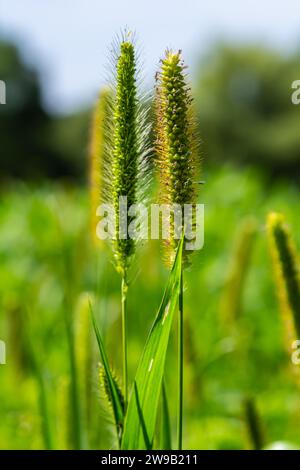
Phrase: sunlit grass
[{"left": 1, "top": 165, "right": 300, "bottom": 449}]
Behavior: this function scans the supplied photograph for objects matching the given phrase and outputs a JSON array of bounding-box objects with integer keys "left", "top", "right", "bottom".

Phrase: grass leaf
[
  {"left": 121, "top": 237, "right": 183, "bottom": 450},
  {"left": 90, "top": 302, "right": 124, "bottom": 446},
  {"left": 160, "top": 379, "right": 172, "bottom": 450}
]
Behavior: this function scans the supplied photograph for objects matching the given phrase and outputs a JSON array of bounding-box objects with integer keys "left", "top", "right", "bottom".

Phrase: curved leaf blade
[
  {"left": 122, "top": 238, "right": 183, "bottom": 449},
  {"left": 90, "top": 303, "right": 124, "bottom": 446},
  {"left": 160, "top": 379, "right": 172, "bottom": 450}
]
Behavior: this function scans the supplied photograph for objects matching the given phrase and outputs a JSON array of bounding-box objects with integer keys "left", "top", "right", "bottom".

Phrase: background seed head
[
  {"left": 155, "top": 50, "right": 200, "bottom": 266},
  {"left": 267, "top": 212, "right": 300, "bottom": 345},
  {"left": 89, "top": 87, "right": 112, "bottom": 246}
]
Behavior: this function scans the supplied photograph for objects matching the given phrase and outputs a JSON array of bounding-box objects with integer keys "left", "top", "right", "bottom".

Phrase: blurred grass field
[{"left": 1, "top": 164, "right": 300, "bottom": 449}]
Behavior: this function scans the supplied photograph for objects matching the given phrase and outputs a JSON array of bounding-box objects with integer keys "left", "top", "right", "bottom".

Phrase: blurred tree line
[
  {"left": 0, "top": 39, "right": 300, "bottom": 182},
  {"left": 0, "top": 40, "right": 89, "bottom": 181},
  {"left": 196, "top": 44, "right": 300, "bottom": 178}
]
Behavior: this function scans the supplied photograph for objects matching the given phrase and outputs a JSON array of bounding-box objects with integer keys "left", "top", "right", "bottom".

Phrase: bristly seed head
[
  {"left": 106, "top": 35, "right": 151, "bottom": 277},
  {"left": 267, "top": 212, "right": 300, "bottom": 342},
  {"left": 155, "top": 50, "right": 199, "bottom": 266},
  {"left": 99, "top": 364, "right": 125, "bottom": 435},
  {"left": 112, "top": 41, "right": 138, "bottom": 274},
  {"left": 89, "top": 87, "right": 111, "bottom": 246},
  {"left": 99, "top": 364, "right": 125, "bottom": 413}
]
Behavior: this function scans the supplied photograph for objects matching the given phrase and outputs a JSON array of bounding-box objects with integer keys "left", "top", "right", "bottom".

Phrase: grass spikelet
[
  {"left": 266, "top": 212, "right": 300, "bottom": 342},
  {"left": 99, "top": 364, "right": 125, "bottom": 437},
  {"left": 112, "top": 40, "right": 137, "bottom": 272},
  {"left": 89, "top": 87, "right": 111, "bottom": 245},
  {"left": 109, "top": 34, "right": 150, "bottom": 275},
  {"left": 155, "top": 49, "right": 199, "bottom": 266}
]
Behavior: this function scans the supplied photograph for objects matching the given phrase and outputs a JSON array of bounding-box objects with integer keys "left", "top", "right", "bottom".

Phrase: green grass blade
[
  {"left": 160, "top": 379, "right": 172, "bottom": 450},
  {"left": 24, "top": 318, "right": 53, "bottom": 450},
  {"left": 90, "top": 303, "right": 124, "bottom": 446},
  {"left": 121, "top": 238, "right": 183, "bottom": 450},
  {"left": 64, "top": 313, "right": 83, "bottom": 449},
  {"left": 243, "top": 397, "right": 265, "bottom": 450}
]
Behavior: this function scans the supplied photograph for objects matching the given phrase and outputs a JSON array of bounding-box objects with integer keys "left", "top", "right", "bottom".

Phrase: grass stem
[
  {"left": 121, "top": 274, "right": 128, "bottom": 409},
  {"left": 177, "top": 265, "right": 184, "bottom": 450},
  {"left": 64, "top": 309, "right": 82, "bottom": 449}
]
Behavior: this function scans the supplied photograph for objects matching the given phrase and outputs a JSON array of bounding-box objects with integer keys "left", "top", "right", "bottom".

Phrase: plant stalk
[
  {"left": 177, "top": 265, "right": 184, "bottom": 450},
  {"left": 64, "top": 308, "right": 83, "bottom": 449},
  {"left": 121, "top": 274, "right": 128, "bottom": 409}
]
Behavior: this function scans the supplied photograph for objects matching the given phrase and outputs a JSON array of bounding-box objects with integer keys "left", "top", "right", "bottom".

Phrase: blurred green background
[{"left": 1, "top": 0, "right": 300, "bottom": 450}]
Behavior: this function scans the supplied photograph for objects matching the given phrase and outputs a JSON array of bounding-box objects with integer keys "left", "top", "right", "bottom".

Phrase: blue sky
[{"left": 1, "top": 0, "right": 300, "bottom": 113}]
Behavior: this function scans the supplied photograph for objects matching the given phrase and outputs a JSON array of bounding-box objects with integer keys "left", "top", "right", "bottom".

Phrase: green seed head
[
  {"left": 89, "top": 87, "right": 111, "bottom": 246},
  {"left": 105, "top": 36, "right": 150, "bottom": 276},
  {"left": 155, "top": 50, "right": 199, "bottom": 266},
  {"left": 267, "top": 212, "right": 300, "bottom": 341},
  {"left": 99, "top": 365, "right": 125, "bottom": 420},
  {"left": 112, "top": 41, "right": 138, "bottom": 273}
]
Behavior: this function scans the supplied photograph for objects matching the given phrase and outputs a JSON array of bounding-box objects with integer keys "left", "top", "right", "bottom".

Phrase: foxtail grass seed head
[
  {"left": 99, "top": 364, "right": 125, "bottom": 436},
  {"left": 267, "top": 212, "right": 300, "bottom": 342},
  {"left": 105, "top": 34, "right": 151, "bottom": 276},
  {"left": 155, "top": 50, "right": 199, "bottom": 266},
  {"left": 113, "top": 41, "right": 137, "bottom": 273},
  {"left": 89, "top": 87, "right": 111, "bottom": 246}
]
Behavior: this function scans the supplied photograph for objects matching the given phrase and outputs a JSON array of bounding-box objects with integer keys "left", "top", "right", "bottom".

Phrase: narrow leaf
[
  {"left": 160, "top": 379, "right": 172, "bottom": 450},
  {"left": 23, "top": 313, "right": 53, "bottom": 450},
  {"left": 90, "top": 303, "right": 124, "bottom": 446},
  {"left": 122, "top": 237, "right": 183, "bottom": 449}
]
